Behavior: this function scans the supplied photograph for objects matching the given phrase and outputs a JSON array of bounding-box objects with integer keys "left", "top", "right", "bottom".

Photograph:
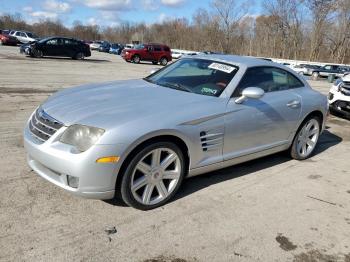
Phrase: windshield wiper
[{"left": 158, "top": 81, "right": 193, "bottom": 93}]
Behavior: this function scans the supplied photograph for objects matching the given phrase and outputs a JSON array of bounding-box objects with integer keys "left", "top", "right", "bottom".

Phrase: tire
[
  {"left": 33, "top": 49, "right": 43, "bottom": 58},
  {"left": 120, "top": 142, "right": 185, "bottom": 210},
  {"left": 73, "top": 52, "right": 85, "bottom": 60},
  {"left": 132, "top": 55, "right": 141, "bottom": 64},
  {"left": 290, "top": 116, "right": 321, "bottom": 160},
  {"left": 160, "top": 57, "right": 168, "bottom": 66},
  {"left": 152, "top": 61, "right": 158, "bottom": 65},
  {"left": 311, "top": 72, "right": 319, "bottom": 80}
]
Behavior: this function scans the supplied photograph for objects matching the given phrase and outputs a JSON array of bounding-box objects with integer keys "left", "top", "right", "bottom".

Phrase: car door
[
  {"left": 63, "top": 39, "right": 75, "bottom": 57},
  {"left": 223, "top": 66, "right": 303, "bottom": 160},
  {"left": 144, "top": 45, "right": 154, "bottom": 61},
  {"left": 15, "top": 32, "right": 23, "bottom": 43},
  {"left": 42, "top": 38, "right": 58, "bottom": 56},
  {"left": 153, "top": 45, "right": 162, "bottom": 61}
]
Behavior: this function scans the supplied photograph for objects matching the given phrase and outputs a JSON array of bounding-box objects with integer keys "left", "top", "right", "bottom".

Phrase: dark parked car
[
  {"left": 308, "top": 64, "right": 345, "bottom": 80},
  {"left": 0, "top": 29, "right": 18, "bottom": 45},
  {"left": 121, "top": 43, "right": 172, "bottom": 66},
  {"left": 24, "top": 37, "right": 91, "bottom": 59},
  {"left": 109, "top": 43, "right": 123, "bottom": 54},
  {"left": 98, "top": 41, "right": 111, "bottom": 52}
]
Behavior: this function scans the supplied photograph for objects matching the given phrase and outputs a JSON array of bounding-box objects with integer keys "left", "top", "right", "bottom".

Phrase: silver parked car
[{"left": 24, "top": 55, "right": 328, "bottom": 210}]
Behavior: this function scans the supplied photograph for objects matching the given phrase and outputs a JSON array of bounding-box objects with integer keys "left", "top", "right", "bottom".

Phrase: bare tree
[
  {"left": 306, "top": 0, "right": 335, "bottom": 60},
  {"left": 211, "top": 0, "right": 249, "bottom": 53}
]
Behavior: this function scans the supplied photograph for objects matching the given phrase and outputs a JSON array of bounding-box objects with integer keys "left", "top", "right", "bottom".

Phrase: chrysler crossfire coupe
[{"left": 24, "top": 55, "right": 328, "bottom": 210}]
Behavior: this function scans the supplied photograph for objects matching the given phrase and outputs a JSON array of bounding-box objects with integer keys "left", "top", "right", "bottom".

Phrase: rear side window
[
  {"left": 154, "top": 46, "right": 162, "bottom": 51},
  {"left": 163, "top": 46, "right": 170, "bottom": 52},
  {"left": 233, "top": 67, "right": 304, "bottom": 96},
  {"left": 64, "top": 39, "right": 77, "bottom": 45}
]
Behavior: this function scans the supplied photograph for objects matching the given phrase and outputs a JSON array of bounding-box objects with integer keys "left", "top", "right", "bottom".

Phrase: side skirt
[{"left": 187, "top": 143, "right": 290, "bottom": 178}]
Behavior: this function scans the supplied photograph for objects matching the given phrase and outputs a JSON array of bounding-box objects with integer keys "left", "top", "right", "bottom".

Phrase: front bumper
[
  {"left": 24, "top": 120, "right": 128, "bottom": 199},
  {"left": 328, "top": 86, "right": 350, "bottom": 117}
]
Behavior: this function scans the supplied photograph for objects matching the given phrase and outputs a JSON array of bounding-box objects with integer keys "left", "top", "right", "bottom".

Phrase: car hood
[{"left": 42, "top": 79, "right": 219, "bottom": 129}]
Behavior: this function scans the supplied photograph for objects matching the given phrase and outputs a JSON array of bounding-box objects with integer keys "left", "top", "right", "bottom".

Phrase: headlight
[
  {"left": 334, "top": 79, "right": 344, "bottom": 92},
  {"left": 60, "top": 125, "right": 105, "bottom": 152}
]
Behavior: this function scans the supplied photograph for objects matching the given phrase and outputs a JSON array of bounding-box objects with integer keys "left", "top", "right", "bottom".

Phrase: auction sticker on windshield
[{"left": 208, "top": 63, "right": 236, "bottom": 73}]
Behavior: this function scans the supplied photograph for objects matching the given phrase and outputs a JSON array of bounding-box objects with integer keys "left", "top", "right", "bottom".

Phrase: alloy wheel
[
  {"left": 296, "top": 118, "right": 320, "bottom": 158},
  {"left": 130, "top": 148, "right": 182, "bottom": 206}
]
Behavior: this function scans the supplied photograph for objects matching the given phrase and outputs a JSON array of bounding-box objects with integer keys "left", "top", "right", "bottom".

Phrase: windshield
[
  {"left": 145, "top": 58, "right": 238, "bottom": 97},
  {"left": 26, "top": 32, "right": 38, "bottom": 38}
]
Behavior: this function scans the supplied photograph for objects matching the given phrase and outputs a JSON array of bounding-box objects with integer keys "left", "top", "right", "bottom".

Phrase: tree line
[{"left": 1, "top": 0, "right": 349, "bottom": 64}]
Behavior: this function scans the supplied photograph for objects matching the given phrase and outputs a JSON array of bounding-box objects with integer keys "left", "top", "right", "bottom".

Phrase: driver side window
[
  {"left": 233, "top": 66, "right": 304, "bottom": 97},
  {"left": 46, "top": 39, "right": 58, "bottom": 45}
]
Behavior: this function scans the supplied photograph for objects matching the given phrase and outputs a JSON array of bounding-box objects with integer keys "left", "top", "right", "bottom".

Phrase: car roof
[{"left": 190, "top": 54, "right": 277, "bottom": 68}]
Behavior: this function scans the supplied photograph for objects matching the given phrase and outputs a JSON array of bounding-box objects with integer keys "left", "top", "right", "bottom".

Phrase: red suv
[
  {"left": 121, "top": 43, "right": 172, "bottom": 66},
  {"left": 0, "top": 29, "right": 18, "bottom": 46}
]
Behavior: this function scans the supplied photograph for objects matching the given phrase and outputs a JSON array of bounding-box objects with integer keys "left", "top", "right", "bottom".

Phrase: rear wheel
[
  {"left": 132, "top": 55, "right": 141, "bottom": 64},
  {"left": 120, "top": 142, "right": 185, "bottom": 210},
  {"left": 160, "top": 57, "right": 168, "bottom": 66},
  {"left": 290, "top": 117, "right": 321, "bottom": 160},
  {"left": 73, "top": 52, "right": 85, "bottom": 60}
]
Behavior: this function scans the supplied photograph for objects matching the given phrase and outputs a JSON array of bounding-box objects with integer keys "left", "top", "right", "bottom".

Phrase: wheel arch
[
  {"left": 115, "top": 134, "right": 190, "bottom": 195},
  {"left": 296, "top": 110, "right": 325, "bottom": 135}
]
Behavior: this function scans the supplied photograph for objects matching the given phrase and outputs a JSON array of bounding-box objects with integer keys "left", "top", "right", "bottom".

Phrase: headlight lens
[{"left": 60, "top": 125, "right": 105, "bottom": 152}]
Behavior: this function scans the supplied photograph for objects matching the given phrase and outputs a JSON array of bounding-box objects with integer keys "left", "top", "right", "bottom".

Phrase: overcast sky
[{"left": 0, "top": 0, "right": 262, "bottom": 27}]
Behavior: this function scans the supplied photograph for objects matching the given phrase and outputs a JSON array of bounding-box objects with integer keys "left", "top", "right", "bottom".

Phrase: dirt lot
[{"left": 0, "top": 45, "right": 349, "bottom": 262}]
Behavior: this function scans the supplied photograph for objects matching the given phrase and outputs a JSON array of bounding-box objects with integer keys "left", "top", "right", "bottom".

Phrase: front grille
[{"left": 29, "top": 108, "right": 63, "bottom": 142}]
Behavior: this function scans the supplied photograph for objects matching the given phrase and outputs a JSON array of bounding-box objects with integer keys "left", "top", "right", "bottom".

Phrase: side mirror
[
  {"left": 150, "top": 68, "right": 159, "bottom": 74},
  {"left": 235, "top": 87, "right": 265, "bottom": 104}
]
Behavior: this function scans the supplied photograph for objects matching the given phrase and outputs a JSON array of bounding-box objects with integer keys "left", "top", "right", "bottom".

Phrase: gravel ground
[{"left": 0, "top": 45, "right": 349, "bottom": 262}]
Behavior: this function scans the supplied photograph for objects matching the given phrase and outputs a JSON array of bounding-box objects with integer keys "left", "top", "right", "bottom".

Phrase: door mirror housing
[{"left": 235, "top": 87, "right": 265, "bottom": 104}]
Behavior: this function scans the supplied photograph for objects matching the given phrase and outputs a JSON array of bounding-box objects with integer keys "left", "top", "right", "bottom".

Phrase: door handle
[{"left": 286, "top": 100, "right": 301, "bottom": 108}]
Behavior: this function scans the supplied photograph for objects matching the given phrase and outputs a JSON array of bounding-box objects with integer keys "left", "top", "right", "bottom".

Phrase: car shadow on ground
[
  {"left": 174, "top": 130, "right": 342, "bottom": 203},
  {"left": 27, "top": 56, "right": 112, "bottom": 63},
  {"left": 329, "top": 110, "right": 350, "bottom": 121},
  {"left": 105, "top": 130, "right": 342, "bottom": 208}
]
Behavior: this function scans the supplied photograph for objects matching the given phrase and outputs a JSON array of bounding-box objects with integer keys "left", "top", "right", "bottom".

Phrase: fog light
[{"left": 67, "top": 175, "right": 79, "bottom": 188}]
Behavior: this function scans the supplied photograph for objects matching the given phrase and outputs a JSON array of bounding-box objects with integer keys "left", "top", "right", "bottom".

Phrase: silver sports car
[{"left": 24, "top": 55, "right": 328, "bottom": 210}]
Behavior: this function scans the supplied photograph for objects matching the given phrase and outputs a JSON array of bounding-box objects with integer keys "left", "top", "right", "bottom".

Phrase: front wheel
[
  {"left": 312, "top": 72, "right": 319, "bottom": 80},
  {"left": 290, "top": 117, "right": 321, "bottom": 160},
  {"left": 120, "top": 142, "right": 185, "bottom": 210},
  {"left": 32, "top": 49, "right": 43, "bottom": 58},
  {"left": 132, "top": 55, "right": 141, "bottom": 64}
]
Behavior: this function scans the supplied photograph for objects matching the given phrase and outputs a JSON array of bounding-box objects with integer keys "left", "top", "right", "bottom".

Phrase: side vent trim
[{"left": 200, "top": 131, "right": 224, "bottom": 152}]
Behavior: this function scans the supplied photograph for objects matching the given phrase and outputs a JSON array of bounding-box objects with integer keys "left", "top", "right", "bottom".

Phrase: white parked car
[
  {"left": 328, "top": 74, "right": 350, "bottom": 118},
  {"left": 89, "top": 41, "right": 102, "bottom": 50},
  {"left": 124, "top": 43, "right": 135, "bottom": 49},
  {"left": 10, "top": 31, "right": 38, "bottom": 44},
  {"left": 171, "top": 51, "right": 183, "bottom": 59}
]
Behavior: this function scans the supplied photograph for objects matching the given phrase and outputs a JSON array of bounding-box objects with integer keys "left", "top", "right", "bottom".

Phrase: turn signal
[{"left": 96, "top": 156, "right": 120, "bottom": 163}]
